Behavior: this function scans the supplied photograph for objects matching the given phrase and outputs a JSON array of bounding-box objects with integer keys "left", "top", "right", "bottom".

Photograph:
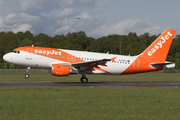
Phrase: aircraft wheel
[
  {"left": 80, "top": 77, "right": 88, "bottom": 83},
  {"left": 25, "top": 74, "right": 29, "bottom": 78}
]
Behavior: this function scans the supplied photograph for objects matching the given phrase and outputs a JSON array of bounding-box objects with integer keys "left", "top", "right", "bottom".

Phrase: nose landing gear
[{"left": 25, "top": 67, "right": 31, "bottom": 78}]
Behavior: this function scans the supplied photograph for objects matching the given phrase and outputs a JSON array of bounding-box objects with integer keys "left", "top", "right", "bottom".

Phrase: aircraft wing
[{"left": 72, "top": 57, "right": 116, "bottom": 70}]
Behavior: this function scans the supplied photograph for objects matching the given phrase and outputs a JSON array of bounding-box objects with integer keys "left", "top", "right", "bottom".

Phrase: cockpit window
[{"left": 11, "top": 50, "right": 20, "bottom": 54}]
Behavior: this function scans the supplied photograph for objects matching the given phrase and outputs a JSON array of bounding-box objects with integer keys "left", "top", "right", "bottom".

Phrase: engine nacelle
[
  {"left": 51, "top": 64, "right": 78, "bottom": 76},
  {"left": 52, "top": 64, "right": 70, "bottom": 76}
]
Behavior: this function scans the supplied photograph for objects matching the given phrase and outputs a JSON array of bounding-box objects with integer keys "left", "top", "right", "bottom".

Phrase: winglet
[{"left": 111, "top": 57, "right": 117, "bottom": 62}]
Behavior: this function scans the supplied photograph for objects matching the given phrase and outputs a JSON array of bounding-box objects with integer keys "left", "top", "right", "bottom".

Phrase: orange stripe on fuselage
[
  {"left": 93, "top": 67, "right": 112, "bottom": 74},
  {"left": 15, "top": 46, "right": 85, "bottom": 63},
  {"left": 121, "top": 56, "right": 163, "bottom": 75}
]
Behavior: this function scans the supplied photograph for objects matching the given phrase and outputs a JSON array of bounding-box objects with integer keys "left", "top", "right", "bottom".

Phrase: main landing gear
[
  {"left": 80, "top": 74, "right": 88, "bottom": 83},
  {"left": 25, "top": 67, "right": 31, "bottom": 78}
]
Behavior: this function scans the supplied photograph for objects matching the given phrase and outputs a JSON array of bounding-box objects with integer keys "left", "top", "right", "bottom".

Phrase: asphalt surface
[{"left": 0, "top": 81, "right": 180, "bottom": 88}]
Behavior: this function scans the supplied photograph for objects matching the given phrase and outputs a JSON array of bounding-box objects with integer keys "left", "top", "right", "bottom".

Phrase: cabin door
[{"left": 26, "top": 48, "right": 33, "bottom": 60}]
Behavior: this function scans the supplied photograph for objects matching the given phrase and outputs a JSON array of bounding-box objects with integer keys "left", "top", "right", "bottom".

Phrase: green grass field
[
  {"left": 0, "top": 88, "right": 180, "bottom": 120},
  {"left": 0, "top": 71, "right": 180, "bottom": 120},
  {"left": 0, "top": 70, "right": 180, "bottom": 82}
]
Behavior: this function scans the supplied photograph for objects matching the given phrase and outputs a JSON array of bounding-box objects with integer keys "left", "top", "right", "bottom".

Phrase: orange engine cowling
[{"left": 52, "top": 64, "right": 70, "bottom": 76}]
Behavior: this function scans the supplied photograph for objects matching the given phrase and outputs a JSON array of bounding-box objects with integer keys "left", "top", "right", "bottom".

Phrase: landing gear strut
[
  {"left": 80, "top": 74, "right": 88, "bottom": 83},
  {"left": 25, "top": 67, "right": 31, "bottom": 78}
]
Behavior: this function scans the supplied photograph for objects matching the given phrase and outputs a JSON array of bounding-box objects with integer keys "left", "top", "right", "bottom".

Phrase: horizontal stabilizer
[{"left": 150, "top": 62, "right": 176, "bottom": 69}]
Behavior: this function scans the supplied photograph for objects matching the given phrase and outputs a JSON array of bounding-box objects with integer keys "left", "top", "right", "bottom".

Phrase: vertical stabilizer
[
  {"left": 140, "top": 30, "right": 175, "bottom": 62},
  {"left": 121, "top": 30, "right": 176, "bottom": 75}
]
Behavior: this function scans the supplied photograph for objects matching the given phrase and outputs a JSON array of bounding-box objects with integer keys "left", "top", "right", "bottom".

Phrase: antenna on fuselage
[{"left": 32, "top": 44, "right": 34, "bottom": 47}]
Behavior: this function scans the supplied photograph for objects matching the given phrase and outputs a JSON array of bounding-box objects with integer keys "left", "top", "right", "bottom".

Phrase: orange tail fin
[
  {"left": 121, "top": 30, "right": 176, "bottom": 75},
  {"left": 140, "top": 30, "right": 176, "bottom": 62}
]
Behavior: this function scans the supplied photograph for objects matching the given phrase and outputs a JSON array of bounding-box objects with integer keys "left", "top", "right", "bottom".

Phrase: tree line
[{"left": 0, "top": 31, "right": 180, "bottom": 69}]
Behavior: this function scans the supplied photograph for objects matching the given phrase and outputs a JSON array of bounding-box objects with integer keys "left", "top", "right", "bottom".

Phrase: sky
[{"left": 0, "top": 0, "right": 180, "bottom": 38}]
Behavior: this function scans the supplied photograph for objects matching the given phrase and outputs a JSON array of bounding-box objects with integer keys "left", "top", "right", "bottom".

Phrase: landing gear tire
[
  {"left": 80, "top": 77, "right": 88, "bottom": 83},
  {"left": 25, "top": 67, "right": 31, "bottom": 78},
  {"left": 25, "top": 74, "right": 29, "bottom": 78}
]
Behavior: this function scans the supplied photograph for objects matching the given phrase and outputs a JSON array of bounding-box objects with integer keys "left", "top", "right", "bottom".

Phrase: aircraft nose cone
[
  {"left": 3, "top": 54, "right": 11, "bottom": 62},
  {"left": 3, "top": 54, "right": 7, "bottom": 61}
]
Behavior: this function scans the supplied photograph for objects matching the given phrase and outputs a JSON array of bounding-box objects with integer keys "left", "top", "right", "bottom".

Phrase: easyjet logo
[
  {"left": 34, "top": 49, "right": 62, "bottom": 55},
  {"left": 147, "top": 31, "right": 173, "bottom": 56}
]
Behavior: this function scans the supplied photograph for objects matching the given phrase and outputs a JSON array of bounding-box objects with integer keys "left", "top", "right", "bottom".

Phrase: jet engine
[{"left": 51, "top": 64, "right": 78, "bottom": 76}]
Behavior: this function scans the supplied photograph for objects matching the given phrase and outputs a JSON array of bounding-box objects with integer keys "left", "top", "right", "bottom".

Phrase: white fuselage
[{"left": 3, "top": 49, "right": 137, "bottom": 75}]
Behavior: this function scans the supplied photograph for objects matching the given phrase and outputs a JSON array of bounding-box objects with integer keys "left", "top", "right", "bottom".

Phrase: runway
[{"left": 0, "top": 81, "right": 180, "bottom": 88}]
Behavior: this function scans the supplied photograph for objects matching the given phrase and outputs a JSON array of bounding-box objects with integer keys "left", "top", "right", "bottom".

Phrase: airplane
[{"left": 3, "top": 30, "right": 176, "bottom": 83}]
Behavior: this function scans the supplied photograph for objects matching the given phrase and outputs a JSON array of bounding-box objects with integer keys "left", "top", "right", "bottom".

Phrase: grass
[
  {"left": 0, "top": 70, "right": 180, "bottom": 82},
  {"left": 0, "top": 71, "right": 180, "bottom": 120},
  {"left": 0, "top": 87, "right": 180, "bottom": 120}
]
